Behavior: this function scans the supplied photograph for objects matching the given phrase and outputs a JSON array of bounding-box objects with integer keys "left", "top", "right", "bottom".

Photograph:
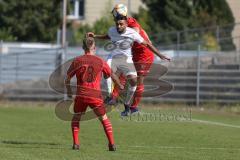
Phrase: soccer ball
[{"left": 112, "top": 4, "right": 128, "bottom": 17}]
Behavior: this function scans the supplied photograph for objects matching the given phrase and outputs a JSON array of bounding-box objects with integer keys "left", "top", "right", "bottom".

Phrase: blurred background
[{"left": 0, "top": 0, "right": 240, "bottom": 105}]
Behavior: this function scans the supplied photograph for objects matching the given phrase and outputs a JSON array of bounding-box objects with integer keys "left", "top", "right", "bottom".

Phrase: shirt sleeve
[
  {"left": 132, "top": 30, "right": 144, "bottom": 44},
  {"left": 127, "top": 17, "right": 140, "bottom": 28},
  {"left": 67, "top": 60, "right": 76, "bottom": 78},
  {"left": 102, "top": 61, "right": 111, "bottom": 78}
]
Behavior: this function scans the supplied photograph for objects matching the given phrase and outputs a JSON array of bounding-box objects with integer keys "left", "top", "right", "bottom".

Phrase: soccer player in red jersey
[
  {"left": 108, "top": 4, "right": 170, "bottom": 116},
  {"left": 65, "top": 36, "right": 123, "bottom": 151}
]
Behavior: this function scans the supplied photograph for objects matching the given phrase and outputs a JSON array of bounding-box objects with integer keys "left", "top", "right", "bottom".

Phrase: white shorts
[{"left": 107, "top": 55, "right": 137, "bottom": 77}]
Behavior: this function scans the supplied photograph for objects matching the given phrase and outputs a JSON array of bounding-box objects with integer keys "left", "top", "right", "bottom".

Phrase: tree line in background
[
  {"left": 0, "top": 0, "right": 61, "bottom": 42},
  {"left": 0, "top": 0, "right": 235, "bottom": 50},
  {"left": 136, "top": 0, "right": 235, "bottom": 50}
]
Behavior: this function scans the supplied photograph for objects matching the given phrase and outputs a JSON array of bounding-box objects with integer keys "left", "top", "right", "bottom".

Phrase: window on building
[
  {"left": 79, "top": 0, "right": 85, "bottom": 19},
  {"left": 68, "top": 0, "right": 85, "bottom": 20}
]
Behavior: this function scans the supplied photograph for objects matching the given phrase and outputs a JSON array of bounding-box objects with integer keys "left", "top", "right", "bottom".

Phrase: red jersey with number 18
[{"left": 67, "top": 54, "right": 111, "bottom": 104}]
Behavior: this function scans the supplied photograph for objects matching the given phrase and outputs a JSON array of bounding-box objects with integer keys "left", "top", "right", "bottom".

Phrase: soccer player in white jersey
[{"left": 88, "top": 16, "right": 170, "bottom": 116}]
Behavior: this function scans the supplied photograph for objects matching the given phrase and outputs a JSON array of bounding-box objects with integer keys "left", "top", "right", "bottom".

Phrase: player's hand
[
  {"left": 67, "top": 94, "right": 72, "bottom": 99},
  {"left": 160, "top": 55, "right": 171, "bottom": 62},
  {"left": 66, "top": 90, "right": 73, "bottom": 98},
  {"left": 119, "top": 84, "right": 124, "bottom": 90},
  {"left": 86, "top": 32, "right": 95, "bottom": 38},
  {"left": 72, "top": 95, "right": 76, "bottom": 100},
  {"left": 67, "top": 94, "right": 76, "bottom": 101}
]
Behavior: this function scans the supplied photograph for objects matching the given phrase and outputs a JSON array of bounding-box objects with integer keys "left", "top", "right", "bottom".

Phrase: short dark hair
[
  {"left": 82, "top": 37, "right": 95, "bottom": 51},
  {"left": 114, "top": 15, "right": 127, "bottom": 21}
]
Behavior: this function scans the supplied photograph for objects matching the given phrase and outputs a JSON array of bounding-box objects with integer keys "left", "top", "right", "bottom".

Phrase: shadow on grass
[
  {"left": 1, "top": 140, "right": 61, "bottom": 146},
  {"left": 0, "top": 140, "right": 70, "bottom": 150}
]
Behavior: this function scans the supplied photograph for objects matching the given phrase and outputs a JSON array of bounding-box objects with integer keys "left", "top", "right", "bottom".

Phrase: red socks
[
  {"left": 71, "top": 118, "right": 114, "bottom": 146},
  {"left": 112, "top": 74, "right": 126, "bottom": 99},
  {"left": 71, "top": 120, "right": 80, "bottom": 145},
  {"left": 101, "top": 118, "right": 114, "bottom": 145},
  {"left": 131, "top": 84, "right": 144, "bottom": 109}
]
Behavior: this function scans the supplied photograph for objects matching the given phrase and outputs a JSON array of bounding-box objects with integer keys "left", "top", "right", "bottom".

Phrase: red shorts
[
  {"left": 74, "top": 97, "right": 106, "bottom": 117},
  {"left": 133, "top": 50, "right": 154, "bottom": 76}
]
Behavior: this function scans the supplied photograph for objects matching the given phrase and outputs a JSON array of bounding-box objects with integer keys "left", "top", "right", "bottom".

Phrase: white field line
[
  {"left": 120, "top": 117, "right": 240, "bottom": 129},
  {"left": 128, "top": 145, "right": 240, "bottom": 151},
  {"left": 120, "top": 111, "right": 240, "bottom": 129},
  {"left": 191, "top": 119, "right": 240, "bottom": 129}
]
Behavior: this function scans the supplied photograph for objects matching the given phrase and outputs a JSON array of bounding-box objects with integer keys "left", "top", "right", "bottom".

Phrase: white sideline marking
[
  {"left": 118, "top": 110, "right": 240, "bottom": 129},
  {"left": 192, "top": 119, "right": 240, "bottom": 129},
  {"left": 129, "top": 145, "right": 240, "bottom": 151}
]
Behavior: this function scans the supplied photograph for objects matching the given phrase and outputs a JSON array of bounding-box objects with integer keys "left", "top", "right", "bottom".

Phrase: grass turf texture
[{"left": 0, "top": 101, "right": 239, "bottom": 160}]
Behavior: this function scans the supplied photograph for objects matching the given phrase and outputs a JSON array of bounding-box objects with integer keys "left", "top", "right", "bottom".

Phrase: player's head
[
  {"left": 112, "top": 4, "right": 128, "bottom": 21},
  {"left": 115, "top": 16, "right": 128, "bottom": 34},
  {"left": 82, "top": 36, "right": 95, "bottom": 53}
]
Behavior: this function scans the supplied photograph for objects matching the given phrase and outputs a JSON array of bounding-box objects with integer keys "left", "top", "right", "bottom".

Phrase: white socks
[
  {"left": 124, "top": 85, "right": 137, "bottom": 105},
  {"left": 106, "top": 77, "right": 113, "bottom": 97}
]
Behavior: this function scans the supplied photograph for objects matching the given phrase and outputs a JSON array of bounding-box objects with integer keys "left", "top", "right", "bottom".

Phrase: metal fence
[
  {"left": 0, "top": 25, "right": 240, "bottom": 104},
  {"left": 155, "top": 36, "right": 240, "bottom": 105},
  {"left": 0, "top": 47, "right": 61, "bottom": 84},
  {"left": 151, "top": 23, "right": 240, "bottom": 49}
]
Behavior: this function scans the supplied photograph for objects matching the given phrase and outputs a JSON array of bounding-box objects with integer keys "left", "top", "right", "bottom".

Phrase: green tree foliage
[
  {"left": 192, "top": 0, "right": 234, "bottom": 26},
  {"left": 144, "top": 0, "right": 192, "bottom": 32},
  {"left": 136, "top": 0, "right": 235, "bottom": 50},
  {"left": 72, "top": 13, "right": 114, "bottom": 46},
  {"left": 192, "top": 0, "right": 235, "bottom": 50},
  {"left": 0, "top": 28, "right": 17, "bottom": 41},
  {"left": 0, "top": 0, "right": 61, "bottom": 42}
]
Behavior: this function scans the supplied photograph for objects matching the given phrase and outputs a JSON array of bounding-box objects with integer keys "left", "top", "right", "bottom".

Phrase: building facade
[
  {"left": 76, "top": 0, "right": 144, "bottom": 25},
  {"left": 227, "top": 0, "right": 240, "bottom": 48}
]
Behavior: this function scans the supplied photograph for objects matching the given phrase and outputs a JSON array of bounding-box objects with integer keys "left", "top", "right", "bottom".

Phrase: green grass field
[{"left": 0, "top": 101, "right": 240, "bottom": 160}]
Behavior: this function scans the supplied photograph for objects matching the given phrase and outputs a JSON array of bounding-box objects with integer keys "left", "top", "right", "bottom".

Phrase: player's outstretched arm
[
  {"left": 142, "top": 30, "right": 152, "bottom": 44},
  {"left": 87, "top": 32, "right": 110, "bottom": 39},
  {"left": 65, "top": 75, "right": 73, "bottom": 98},
  {"left": 142, "top": 40, "right": 171, "bottom": 61}
]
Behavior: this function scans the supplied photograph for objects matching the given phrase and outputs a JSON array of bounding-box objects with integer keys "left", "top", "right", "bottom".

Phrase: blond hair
[{"left": 82, "top": 36, "right": 95, "bottom": 51}]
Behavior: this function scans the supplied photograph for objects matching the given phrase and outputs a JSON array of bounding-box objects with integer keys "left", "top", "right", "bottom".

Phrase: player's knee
[
  {"left": 72, "top": 114, "right": 81, "bottom": 122},
  {"left": 130, "top": 78, "right": 137, "bottom": 86},
  {"left": 102, "top": 114, "right": 108, "bottom": 120},
  {"left": 127, "top": 75, "right": 137, "bottom": 86},
  {"left": 99, "top": 114, "right": 108, "bottom": 121}
]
